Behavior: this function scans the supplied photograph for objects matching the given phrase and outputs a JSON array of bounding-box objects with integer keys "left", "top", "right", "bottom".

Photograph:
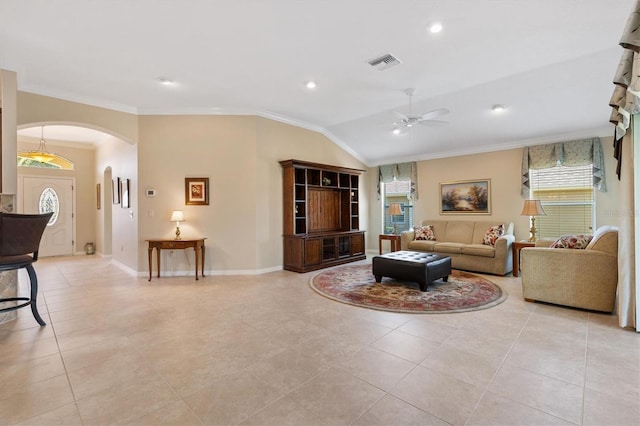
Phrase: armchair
[{"left": 520, "top": 226, "right": 618, "bottom": 312}]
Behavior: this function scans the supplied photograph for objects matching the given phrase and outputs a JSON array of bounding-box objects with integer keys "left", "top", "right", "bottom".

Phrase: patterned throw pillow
[
  {"left": 414, "top": 225, "right": 436, "bottom": 241},
  {"left": 550, "top": 234, "right": 593, "bottom": 249},
  {"left": 482, "top": 224, "right": 504, "bottom": 246}
]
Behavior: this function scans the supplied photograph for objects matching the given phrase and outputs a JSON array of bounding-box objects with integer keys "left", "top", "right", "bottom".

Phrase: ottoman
[{"left": 372, "top": 250, "right": 452, "bottom": 292}]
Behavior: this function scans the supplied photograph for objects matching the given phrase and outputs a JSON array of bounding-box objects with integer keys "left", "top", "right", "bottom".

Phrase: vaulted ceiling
[{"left": 2, "top": 1, "right": 634, "bottom": 165}]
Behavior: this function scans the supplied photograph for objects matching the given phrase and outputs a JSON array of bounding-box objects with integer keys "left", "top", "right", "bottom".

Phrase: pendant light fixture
[{"left": 23, "top": 126, "right": 56, "bottom": 163}]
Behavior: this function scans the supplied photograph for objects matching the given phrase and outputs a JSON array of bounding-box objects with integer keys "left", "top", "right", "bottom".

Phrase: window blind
[{"left": 530, "top": 164, "right": 594, "bottom": 239}]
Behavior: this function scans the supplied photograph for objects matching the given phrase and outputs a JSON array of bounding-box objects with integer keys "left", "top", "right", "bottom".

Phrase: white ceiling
[{"left": 2, "top": 0, "right": 634, "bottom": 166}]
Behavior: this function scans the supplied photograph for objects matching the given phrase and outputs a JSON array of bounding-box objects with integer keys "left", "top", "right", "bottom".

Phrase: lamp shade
[
  {"left": 389, "top": 203, "right": 402, "bottom": 216},
  {"left": 520, "top": 200, "right": 546, "bottom": 216},
  {"left": 170, "top": 210, "right": 185, "bottom": 222}
]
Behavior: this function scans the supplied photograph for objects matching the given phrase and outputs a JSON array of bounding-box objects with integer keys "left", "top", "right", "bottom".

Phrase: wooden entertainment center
[{"left": 280, "top": 159, "right": 365, "bottom": 272}]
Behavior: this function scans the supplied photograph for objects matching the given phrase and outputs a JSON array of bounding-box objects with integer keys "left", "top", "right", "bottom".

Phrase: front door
[{"left": 20, "top": 176, "right": 74, "bottom": 257}]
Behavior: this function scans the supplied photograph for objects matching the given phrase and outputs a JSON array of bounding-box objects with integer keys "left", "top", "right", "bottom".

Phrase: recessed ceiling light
[
  {"left": 306, "top": 81, "right": 317, "bottom": 89},
  {"left": 392, "top": 128, "right": 401, "bottom": 135},
  {"left": 158, "top": 77, "right": 174, "bottom": 86},
  {"left": 492, "top": 104, "right": 506, "bottom": 113},
  {"left": 429, "top": 22, "right": 443, "bottom": 33}
]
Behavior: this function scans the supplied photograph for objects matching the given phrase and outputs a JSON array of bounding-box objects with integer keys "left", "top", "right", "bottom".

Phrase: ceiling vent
[{"left": 367, "top": 53, "right": 402, "bottom": 71}]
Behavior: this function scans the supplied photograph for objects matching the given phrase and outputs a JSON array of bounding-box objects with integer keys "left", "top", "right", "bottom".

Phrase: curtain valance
[
  {"left": 378, "top": 161, "right": 418, "bottom": 199},
  {"left": 520, "top": 138, "right": 606, "bottom": 197}
]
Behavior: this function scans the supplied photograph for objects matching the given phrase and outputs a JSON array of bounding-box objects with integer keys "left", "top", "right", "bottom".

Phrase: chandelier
[{"left": 22, "top": 126, "right": 56, "bottom": 163}]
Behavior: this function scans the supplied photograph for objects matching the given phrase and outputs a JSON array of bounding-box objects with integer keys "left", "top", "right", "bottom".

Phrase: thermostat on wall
[{"left": 145, "top": 189, "right": 156, "bottom": 197}]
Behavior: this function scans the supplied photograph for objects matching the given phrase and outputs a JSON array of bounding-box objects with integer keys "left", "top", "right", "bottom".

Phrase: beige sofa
[
  {"left": 400, "top": 220, "right": 515, "bottom": 275},
  {"left": 520, "top": 226, "right": 618, "bottom": 312}
]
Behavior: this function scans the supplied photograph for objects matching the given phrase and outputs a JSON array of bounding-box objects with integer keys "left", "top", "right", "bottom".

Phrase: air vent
[{"left": 367, "top": 53, "right": 402, "bottom": 71}]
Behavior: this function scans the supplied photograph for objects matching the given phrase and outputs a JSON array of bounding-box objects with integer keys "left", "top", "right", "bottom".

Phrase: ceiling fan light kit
[{"left": 392, "top": 88, "right": 450, "bottom": 130}]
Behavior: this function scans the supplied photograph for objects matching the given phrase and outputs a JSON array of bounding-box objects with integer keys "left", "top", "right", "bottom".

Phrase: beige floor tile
[
  {"left": 0, "top": 375, "right": 74, "bottom": 424},
  {"left": 246, "top": 347, "right": 330, "bottom": 394},
  {"left": 240, "top": 396, "right": 327, "bottom": 426},
  {"left": 67, "top": 350, "right": 161, "bottom": 400},
  {"left": 336, "top": 346, "right": 416, "bottom": 391},
  {"left": 75, "top": 375, "right": 180, "bottom": 425},
  {"left": 488, "top": 365, "right": 584, "bottom": 424},
  {"left": 1, "top": 256, "right": 638, "bottom": 425},
  {"left": 390, "top": 365, "right": 484, "bottom": 425},
  {"left": 119, "top": 400, "right": 203, "bottom": 426},
  {"left": 183, "top": 370, "right": 283, "bottom": 425},
  {"left": 583, "top": 387, "right": 640, "bottom": 426},
  {"left": 288, "top": 367, "right": 385, "bottom": 425},
  {"left": 467, "top": 391, "right": 573, "bottom": 425},
  {"left": 353, "top": 394, "right": 449, "bottom": 426},
  {"left": 421, "top": 343, "right": 502, "bottom": 387},
  {"left": 503, "top": 337, "right": 586, "bottom": 386},
  {"left": 16, "top": 402, "right": 83, "bottom": 426},
  {"left": 585, "top": 345, "right": 640, "bottom": 402},
  {"left": 396, "top": 317, "right": 459, "bottom": 343},
  {"left": 0, "top": 353, "right": 65, "bottom": 400},
  {"left": 372, "top": 329, "right": 441, "bottom": 363}
]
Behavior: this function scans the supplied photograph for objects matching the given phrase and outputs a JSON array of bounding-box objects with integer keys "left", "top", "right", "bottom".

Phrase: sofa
[
  {"left": 520, "top": 225, "right": 618, "bottom": 312},
  {"left": 400, "top": 219, "right": 515, "bottom": 275}
]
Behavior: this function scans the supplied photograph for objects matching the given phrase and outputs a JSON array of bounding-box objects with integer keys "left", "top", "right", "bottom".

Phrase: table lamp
[
  {"left": 389, "top": 203, "right": 403, "bottom": 235},
  {"left": 520, "top": 200, "right": 546, "bottom": 242},
  {"left": 170, "top": 210, "right": 185, "bottom": 240}
]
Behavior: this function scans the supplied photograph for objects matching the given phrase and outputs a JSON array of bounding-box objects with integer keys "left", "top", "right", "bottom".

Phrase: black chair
[{"left": 0, "top": 212, "right": 53, "bottom": 326}]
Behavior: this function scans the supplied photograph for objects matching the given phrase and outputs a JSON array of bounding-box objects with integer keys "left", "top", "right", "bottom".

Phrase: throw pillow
[
  {"left": 482, "top": 224, "right": 504, "bottom": 246},
  {"left": 414, "top": 225, "right": 436, "bottom": 241},
  {"left": 550, "top": 234, "right": 593, "bottom": 249}
]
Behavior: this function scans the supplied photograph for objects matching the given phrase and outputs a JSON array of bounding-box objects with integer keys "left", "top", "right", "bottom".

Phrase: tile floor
[{"left": 0, "top": 255, "right": 638, "bottom": 425}]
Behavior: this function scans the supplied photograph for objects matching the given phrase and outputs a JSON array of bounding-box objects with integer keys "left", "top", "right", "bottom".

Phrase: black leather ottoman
[{"left": 372, "top": 251, "right": 452, "bottom": 292}]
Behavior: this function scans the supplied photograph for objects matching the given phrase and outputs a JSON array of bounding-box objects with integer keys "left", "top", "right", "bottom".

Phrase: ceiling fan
[{"left": 392, "top": 88, "right": 449, "bottom": 131}]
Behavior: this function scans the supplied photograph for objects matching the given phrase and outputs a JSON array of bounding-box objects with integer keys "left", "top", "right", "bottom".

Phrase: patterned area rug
[{"left": 310, "top": 263, "right": 507, "bottom": 314}]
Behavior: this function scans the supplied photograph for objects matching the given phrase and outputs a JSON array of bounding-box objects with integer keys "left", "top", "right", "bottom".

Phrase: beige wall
[
  {"left": 137, "top": 115, "right": 367, "bottom": 274},
  {"left": 15, "top": 90, "right": 621, "bottom": 273},
  {"left": 367, "top": 136, "right": 621, "bottom": 250}
]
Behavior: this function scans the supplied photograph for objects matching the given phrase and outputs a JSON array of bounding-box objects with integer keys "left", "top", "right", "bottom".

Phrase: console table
[{"left": 147, "top": 238, "right": 206, "bottom": 281}]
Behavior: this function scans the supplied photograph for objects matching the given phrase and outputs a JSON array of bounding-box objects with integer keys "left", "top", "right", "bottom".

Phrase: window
[
  {"left": 39, "top": 187, "right": 59, "bottom": 226},
  {"left": 530, "top": 164, "right": 594, "bottom": 239},
  {"left": 382, "top": 180, "right": 413, "bottom": 234}
]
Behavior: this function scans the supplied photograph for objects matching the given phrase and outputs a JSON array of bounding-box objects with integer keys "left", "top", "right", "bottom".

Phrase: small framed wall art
[
  {"left": 185, "top": 177, "right": 209, "bottom": 205},
  {"left": 97, "top": 183, "right": 101, "bottom": 210},
  {"left": 113, "top": 178, "right": 121, "bottom": 204},
  {"left": 440, "top": 179, "right": 491, "bottom": 214},
  {"left": 121, "top": 178, "right": 130, "bottom": 208}
]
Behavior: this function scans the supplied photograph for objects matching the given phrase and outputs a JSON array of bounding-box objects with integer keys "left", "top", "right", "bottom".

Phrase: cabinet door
[
  {"left": 322, "top": 236, "right": 336, "bottom": 261},
  {"left": 304, "top": 238, "right": 322, "bottom": 266},
  {"left": 338, "top": 236, "right": 350, "bottom": 257},
  {"left": 351, "top": 233, "right": 364, "bottom": 255}
]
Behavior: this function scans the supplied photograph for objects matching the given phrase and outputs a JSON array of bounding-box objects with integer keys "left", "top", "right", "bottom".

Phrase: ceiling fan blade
[
  {"left": 418, "top": 108, "right": 450, "bottom": 121},
  {"left": 419, "top": 120, "right": 449, "bottom": 127},
  {"left": 392, "top": 110, "right": 409, "bottom": 121}
]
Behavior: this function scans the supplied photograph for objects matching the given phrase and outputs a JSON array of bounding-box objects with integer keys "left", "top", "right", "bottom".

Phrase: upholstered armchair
[{"left": 520, "top": 226, "right": 618, "bottom": 312}]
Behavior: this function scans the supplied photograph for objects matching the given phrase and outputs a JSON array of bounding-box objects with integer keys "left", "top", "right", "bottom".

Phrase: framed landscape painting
[
  {"left": 185, "top": 177, "right": 209, "bottom": 205},
  {"left": 440, "top": 179, "right": 491, "bottom": 214}
]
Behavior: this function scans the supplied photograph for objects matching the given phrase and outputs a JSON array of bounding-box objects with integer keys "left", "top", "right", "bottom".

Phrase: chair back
[{"left": 0, "top": 212, "right": 53, "bottom": 260}]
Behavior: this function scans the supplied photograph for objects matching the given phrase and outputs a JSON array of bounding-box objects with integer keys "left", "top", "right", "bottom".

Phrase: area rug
[{"left": 310, "top": 263, "right": 507, "bottom": 314}]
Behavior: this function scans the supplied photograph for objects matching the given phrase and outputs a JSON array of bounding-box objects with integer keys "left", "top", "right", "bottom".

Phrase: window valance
[
  {"left": 520, "top": 138, "right": 606, "bottom": 197},
  {"left": 378, "top": 161, "right": 418, "bottom": 199}
]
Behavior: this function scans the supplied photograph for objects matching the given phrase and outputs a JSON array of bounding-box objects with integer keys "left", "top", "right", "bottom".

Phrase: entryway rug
[{"left": 310, "top": 263, "right": 507, "bottom": 314}]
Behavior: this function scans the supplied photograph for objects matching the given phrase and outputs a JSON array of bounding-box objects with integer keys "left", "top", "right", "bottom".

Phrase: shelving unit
[{"left": 280, "top": 159, "right": 365, "bottom": 272}]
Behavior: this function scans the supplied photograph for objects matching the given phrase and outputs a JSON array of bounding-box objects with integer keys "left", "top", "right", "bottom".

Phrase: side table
[
  {"left": 379, "top": 234, "right": 401, "bottom": 254},
  {"left": 147, "top": 238, "right": 206, "bottom": 281},
  {"left": 512, "top": 240, "right": 535, "bottom": 277}
]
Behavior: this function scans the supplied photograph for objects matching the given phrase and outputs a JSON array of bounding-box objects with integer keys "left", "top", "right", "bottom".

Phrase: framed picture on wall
[
  {"left": 440, "top": 179, "right": 491, "bottom": 214},
  {"left": 185, "top": 177, "right": 209, "bottom": 205},
  {"left": 121, "top": 178, "right": 130, "bottom": 208},
  {"left": 113, "top": 178, "right": 120, "bottom": 204},
  {"left": 97, "top": 183, "right": 101, "bottom": 210}
]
